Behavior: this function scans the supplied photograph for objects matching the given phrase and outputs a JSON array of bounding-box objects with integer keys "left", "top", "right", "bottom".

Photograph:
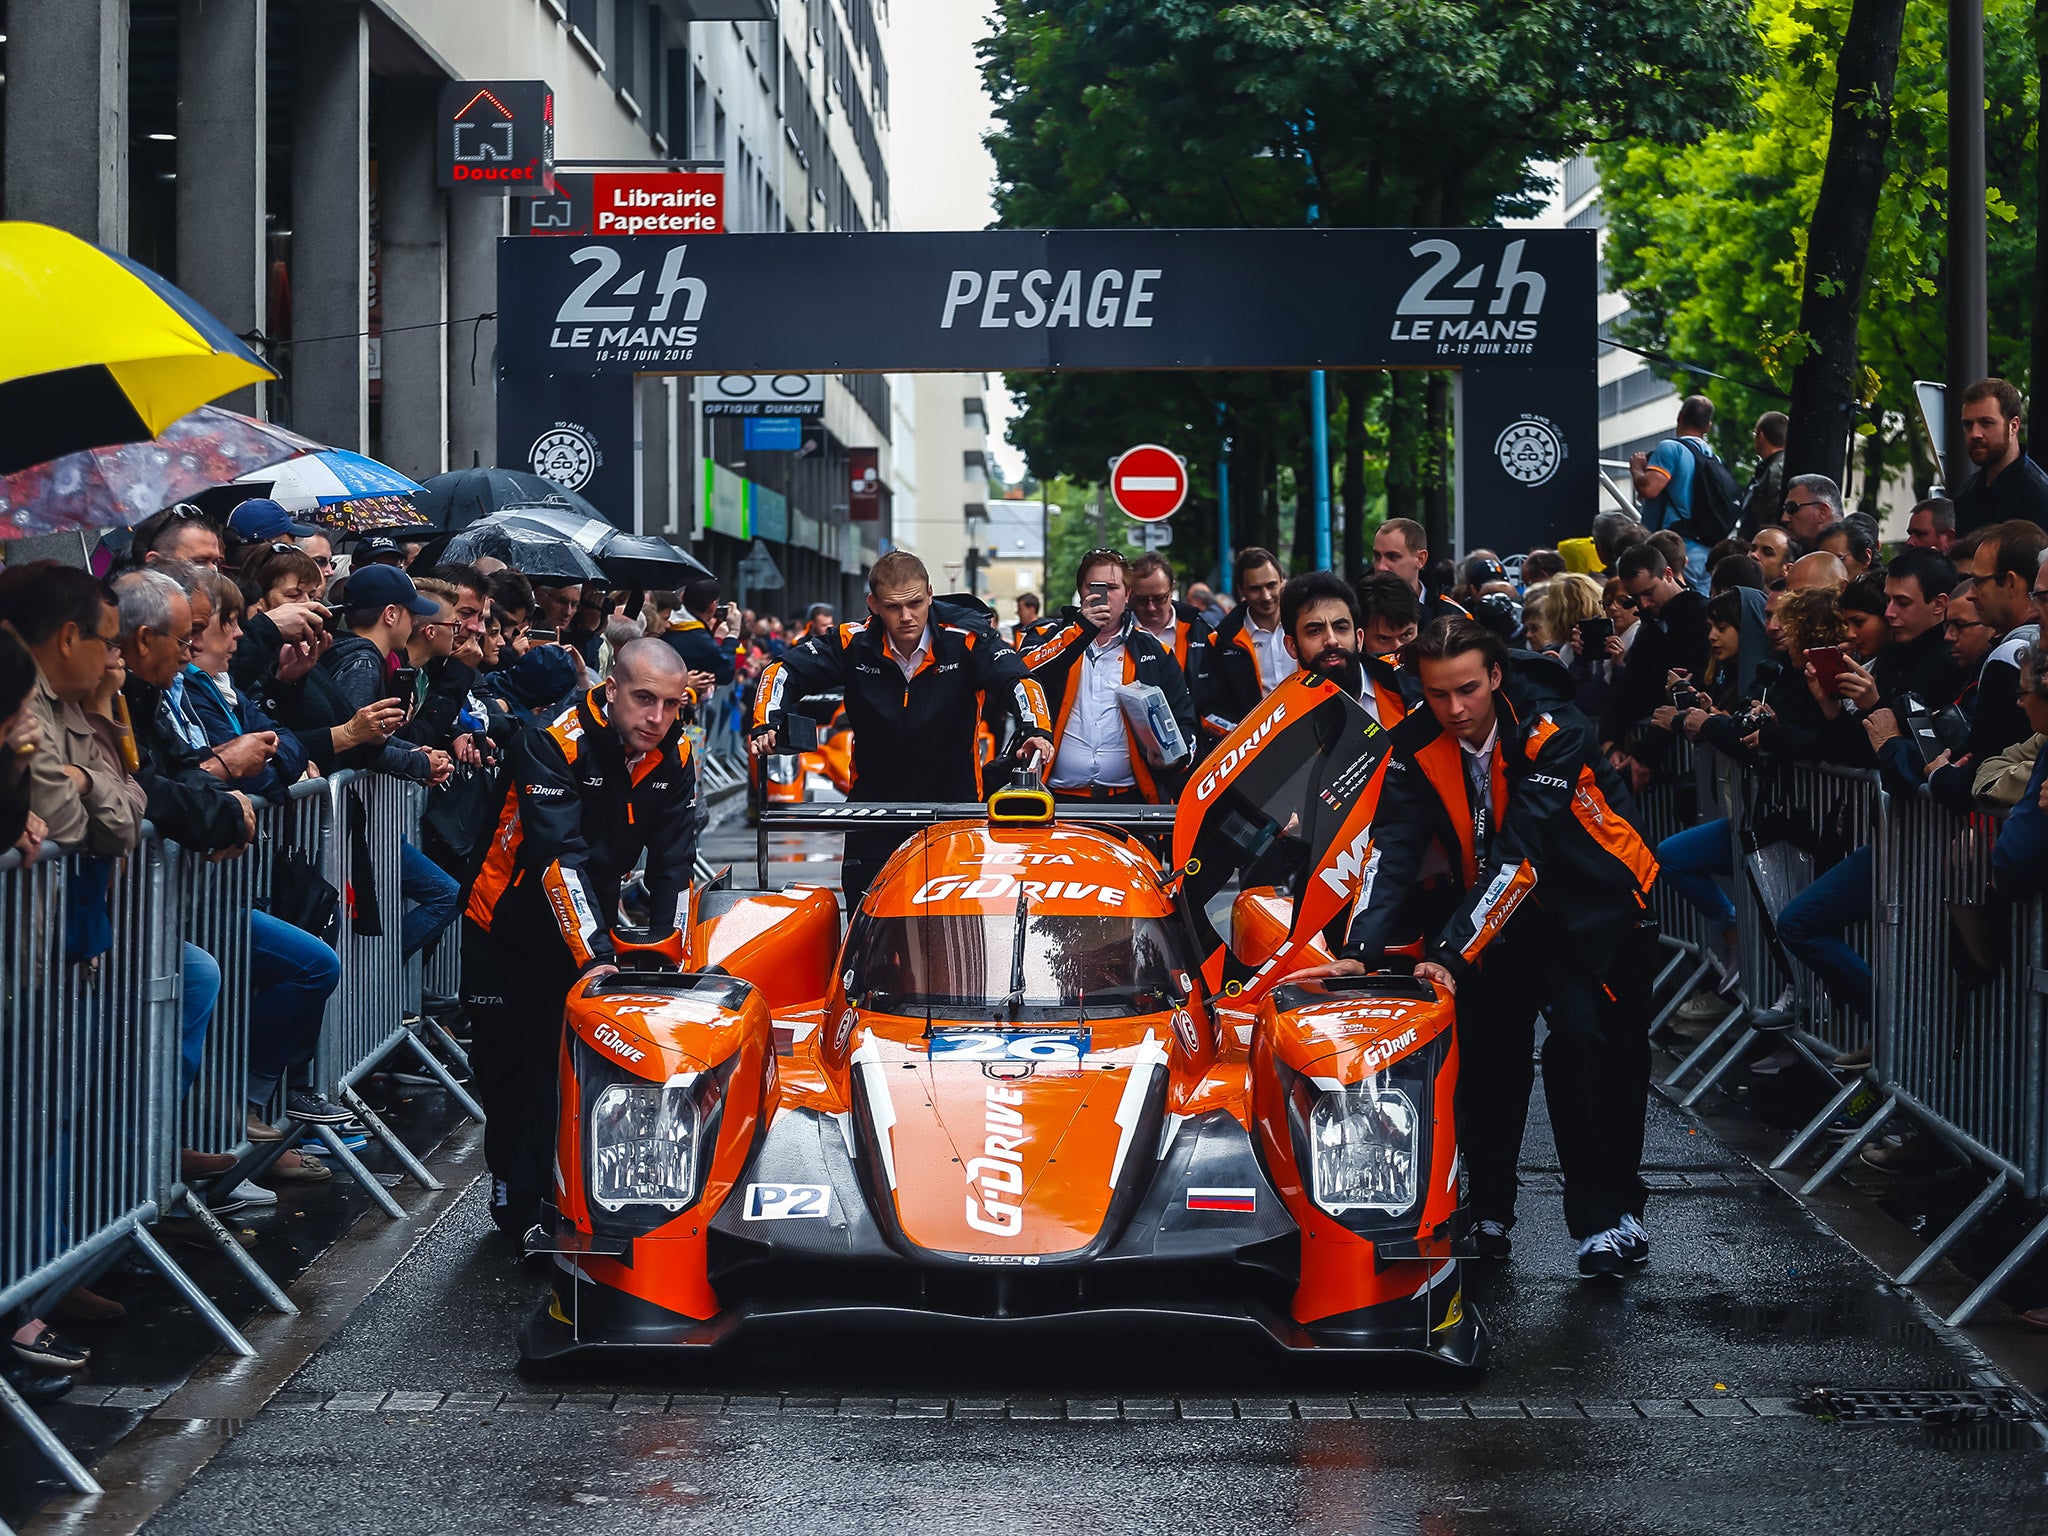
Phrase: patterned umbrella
[
  {"left": 0, "top": 405, "right": 322, "bottom": 539},
  {"left": 235, "top": 448, "right": 429, "bottom": 534}
]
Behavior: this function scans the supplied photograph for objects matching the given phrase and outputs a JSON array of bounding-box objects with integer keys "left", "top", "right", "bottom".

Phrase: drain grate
[{"left": 1798, "top": 1388, "right": 2036, "bottom": 1428}]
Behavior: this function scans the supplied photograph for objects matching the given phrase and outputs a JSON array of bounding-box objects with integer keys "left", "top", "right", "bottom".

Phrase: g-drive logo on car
[{"left": 966, "top": 1084, "right": 1028, "bottom": 1237}]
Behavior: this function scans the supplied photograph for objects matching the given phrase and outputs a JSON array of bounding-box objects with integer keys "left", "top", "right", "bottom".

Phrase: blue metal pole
[
  {"left": 1218, "top": 408, "right": 1234, "bottom": 595},
  {"left": 1310, "top": 369, "right": 1332, "bottom": 571}
]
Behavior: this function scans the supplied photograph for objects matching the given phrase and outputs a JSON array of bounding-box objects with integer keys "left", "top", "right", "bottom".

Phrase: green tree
[{"left": 1599, "top": 0, "right": 2037, "bottom": 499}]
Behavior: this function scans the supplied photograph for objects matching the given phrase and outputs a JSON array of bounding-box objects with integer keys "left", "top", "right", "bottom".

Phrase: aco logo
[
  {"left": 1494, "top": 416, "right": 1562, "bottom": 488},
  {"left": 530, "top": 422, "right": 599, "bottom": 491}
]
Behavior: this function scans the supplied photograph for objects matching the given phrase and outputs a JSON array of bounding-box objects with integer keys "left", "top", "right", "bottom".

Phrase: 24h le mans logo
[
  {"left": 530, "top": 423, "right": 599, "bottom": 491},
  {"left": 1494, "top": 417, "right": 1562, "bottom": 487}
]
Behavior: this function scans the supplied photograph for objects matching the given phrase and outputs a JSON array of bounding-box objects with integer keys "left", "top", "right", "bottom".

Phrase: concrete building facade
[{"left": 0, "top": 0, "right": 902, "bottom": 614}]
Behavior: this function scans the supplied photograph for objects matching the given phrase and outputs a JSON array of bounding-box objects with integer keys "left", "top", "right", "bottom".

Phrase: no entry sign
[{"left": 1110, "top": 444, "right": 1187, "bottom": 521}]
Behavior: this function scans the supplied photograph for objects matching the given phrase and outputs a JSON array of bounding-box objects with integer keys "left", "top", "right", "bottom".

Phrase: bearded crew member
[
  {"left": 750, "top": 550, "right": 1054, "bottom": 903},
  {"left": 462, "top": 640, "right": 698, "bottom": 1238},
  {"left": 1206, "top": 546, "right": 1295, "bottom": 738},
  {"left": 1296, "top": 618, "right": 1662, "bottom": 1279},
  {"left": 1373, "top": 516, "right": 1469, "bottom": 625},
  {"left": 1024, "top": 549, "right": 1195, "bottom": 804}
]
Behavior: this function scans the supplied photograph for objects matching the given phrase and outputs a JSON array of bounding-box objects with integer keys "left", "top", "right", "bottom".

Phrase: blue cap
[
  {"left": 228, "top": 498, "right": 296, "bottom": 541},
  {"left": 354, "top": 535, "right": 406, "bottom": 565},
  {"left": 344, "top": 563, "right": 441, "bottom": 618}
]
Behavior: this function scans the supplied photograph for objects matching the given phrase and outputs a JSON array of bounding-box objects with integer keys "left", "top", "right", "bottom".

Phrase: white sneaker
[{"left": 213, "top": 1180, "right": 277, "bottom": 1215}]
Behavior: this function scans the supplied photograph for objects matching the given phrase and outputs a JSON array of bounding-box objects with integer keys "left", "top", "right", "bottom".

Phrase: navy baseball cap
[
  {"left": 345, "top": 563, "right": 441, "bottom": 618},
  {"left": 355, "top": 535, "right": 407, "bottom": 566},
  {"left": 228, "top": 498, "right": 296, "bottom": 541}
]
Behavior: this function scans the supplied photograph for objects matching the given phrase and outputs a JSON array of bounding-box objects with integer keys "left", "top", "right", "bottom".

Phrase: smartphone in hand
[{"left": 1805, "top": 644, "right": 1852, "bottom": 692}]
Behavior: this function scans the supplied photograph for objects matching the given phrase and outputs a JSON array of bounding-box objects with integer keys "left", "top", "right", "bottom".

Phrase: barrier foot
[
  {"left": 1660, "top": 1003, "right": 1747, "bottom": 1091},
  {"left": 1652, "top": 946, "right": 1703, "bottom": 999},
  {"left": 0, "top": 1370, "right": 101, "bottom": 1496},
  {"left": 1949, "top": 1207, "right": 2048, "bottom": 1328},
  {"left": 306, "top": 1123, "right": 408, "bottom": 1220},
  {"left": 129, "top": 1224, "right": 255, "bottom": 1358},
  {"left": 343, "top": 1085, "right": 443, "bottom": 1193},
  {"left": 402, "top": 1030, "right": 486, "bottom": 1124},
  {"left": 1769, "top": 1075, "right": 1869, "bottom": 1172},
  {"left": 1647, "top": 959, "right": 1714, "bottom": 1044},
  {"left": 178, "top": 1189, "right": 299, "bottom": 1316},
  {"left": 1678, "top": 1022, "right": 1767, "bottom": 1109},
  {"left": 1797, "top": 1095, "right": 1897, "bottom": 1196},
  {"left": 419, "top": 1012, "right": 473, "bottom": 1078},
  {"left": 1898, "top": 1170, "right": 2010, "bottom": 1286}
]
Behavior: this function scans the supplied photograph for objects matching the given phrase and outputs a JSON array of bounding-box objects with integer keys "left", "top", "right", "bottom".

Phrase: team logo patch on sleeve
[{"left": 1186, "top": 1187, "right": 1257, "bottom": 1213}]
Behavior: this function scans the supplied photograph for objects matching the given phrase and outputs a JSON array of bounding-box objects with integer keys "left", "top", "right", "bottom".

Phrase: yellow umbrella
[{"left": 0, "top": 221, "right": 277, "bottom": 476}]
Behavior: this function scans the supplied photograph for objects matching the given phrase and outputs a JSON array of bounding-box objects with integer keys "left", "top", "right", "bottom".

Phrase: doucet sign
[{"left": 1109, "top": 443, "right": 1187, "bottom": 522}]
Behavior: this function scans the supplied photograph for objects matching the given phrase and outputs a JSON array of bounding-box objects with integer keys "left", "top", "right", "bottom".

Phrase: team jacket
[
  {"left": 1021, "top": 611, "right": 1197, "bottom": 799},
  {"left": 1204, "top": 603, "right": 1291, "bottom": 739},
  {"left": 1420, "top": 590, "right": 1470, "bottom": 626},
  {"left": 1342, "top": 653, "right": 1658, "bottom": 987},
  {"left": 752, "top": 601, "right": 1052, "bottom": 802},
  {"left": 1358, "top": 651, "right": 1420, "bottom": 727},
  {"left": 464, "top": 687, "right": 696, "bottom": 968}
]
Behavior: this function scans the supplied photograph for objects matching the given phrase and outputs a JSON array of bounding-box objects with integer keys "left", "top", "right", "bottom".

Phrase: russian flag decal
[{"left": 1186, "top": 1187, "right": 1257, "bottom": 1213}]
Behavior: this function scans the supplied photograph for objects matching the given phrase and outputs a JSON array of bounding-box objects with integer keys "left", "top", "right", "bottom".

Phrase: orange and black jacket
[
  {"left": 1020, "top": 612, "right": 1196, "bottom": 800},
  {"left": 464, "top": 687, "right": 697, "bottom": 970},
  {"left": 1204, "top": 602, "right": 1283, "bottom": 739},
  {"left": 753, "top": 600, "right": 1052, "bottom": 803},
  {"left": 1358, "top": 651, "right": 1420, "bottom": 727},
  {"left": 1342, "top": 653, "right": 1658, "bottom": 987}
]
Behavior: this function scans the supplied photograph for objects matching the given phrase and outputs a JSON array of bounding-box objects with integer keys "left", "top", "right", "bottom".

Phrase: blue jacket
[
  {"left": 1992, "top": 750, "right": 2048, "bottom": 901},
  {"left": 181, "top": 665, "right": 310, "bottom": 802}
]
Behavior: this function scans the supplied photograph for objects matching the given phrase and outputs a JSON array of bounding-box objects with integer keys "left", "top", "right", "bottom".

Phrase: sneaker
[
  {"left": 1747, "top": 1045, "right": 1800, "bottom": 1077},
  {"left": 1576, "top": 1221, "right": 1650, "bottom": 1279},
  {"left": 1859, "top": 1134, "right": 1945, "bottom": 1174},
  {"left": 1833, "top": 1045, "right": 1873, "bottom": 1069},
  {"left": 212, "top": 1180, "right": 278, "bottom": 1214},
  {"left": 1675, "top": 989, "right": 1735, "bottom": 1022},
  {"left": 299, "top": 1130, "right": 369, "bottom": 1153},
  {"left": 1472, "top": 1219, "right": 1512, "bottom": 1259},
  {"left": 285, "top": 1089, "right": 353, "bottom": 1125}
]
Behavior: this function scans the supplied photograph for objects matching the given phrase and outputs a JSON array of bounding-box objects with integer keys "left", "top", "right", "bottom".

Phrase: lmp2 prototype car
[{"left": 523, "top": 673, "right": 1484, "bottom": 1369}]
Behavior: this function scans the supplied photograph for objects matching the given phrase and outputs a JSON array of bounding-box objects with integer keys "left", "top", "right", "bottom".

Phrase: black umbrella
[
  {"left": 440, "top": 520, "right": 607, "bottom": 585},
  {"left": 411, "top": 467, "right": 606, "bottom": 532},
  {"left": 489, "top": 504, "right": 711, "bottom": 588}
]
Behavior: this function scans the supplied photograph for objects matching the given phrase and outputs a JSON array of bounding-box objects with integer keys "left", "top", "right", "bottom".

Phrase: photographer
[{"left": 1603, "top": 543, "right": 1711, "bottom": 792}]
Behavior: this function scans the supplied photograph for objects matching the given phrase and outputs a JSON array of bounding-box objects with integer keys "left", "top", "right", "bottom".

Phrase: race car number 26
[{"left": 928, "top": 1028, "right": 1091, "bottom": 1062}]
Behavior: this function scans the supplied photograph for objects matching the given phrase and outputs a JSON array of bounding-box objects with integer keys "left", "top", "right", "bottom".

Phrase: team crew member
[
  {"left": 1011, "top": 592, "right": 1044, "bottom": 646},
  {"left": 462, "top": 640, "right": 698, "bottom": 1239},
  {"left": 1373, "top": 517, "right": 1468, "bottom": 625},
  {"left": 1303, "top": 619, "right": 1661, "bottom": 1279},
  {"left": 1353, "top": 573, "right": 1425, "bottom": 726},
  {"left": 1128, "top": 552, "right": 1216, "bottom": 720},
  {"left": 750, "top": 550, "right": 1054, "bottom": 902},
  {"left": 1207, "top": 546, "right": 1295, "bottom": 734},
  {"left": 1024, "top": 549, "right": 1195, "bottom": 803}
]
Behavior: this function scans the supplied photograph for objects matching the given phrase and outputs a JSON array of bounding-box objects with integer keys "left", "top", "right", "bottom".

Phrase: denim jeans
[
  {"left": 1656, "top": 818, "right": 1736, "bottom": 931},
  {"left": 401, "top": 839, "right": 461, "bottom": 960},
  {"left": 180, "top": 941, "right": 221, "bottom": 1099},
  {"left": 1682, "top": 536, "right": 1713, "bottom": 590},
  {"left": 1777, "top": 843, "right": 1874, "bottom": 1020},
  {"left": 246, "top": 909, "right": 342, "bottom": 1102}
]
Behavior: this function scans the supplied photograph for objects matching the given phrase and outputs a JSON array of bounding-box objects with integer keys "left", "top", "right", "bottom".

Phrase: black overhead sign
[
  {"left": 495, "top": 228, "right": 1595, "bottom": 374},
  {"left": 438, "top": 80, "right": 554, "bottom": 196}
]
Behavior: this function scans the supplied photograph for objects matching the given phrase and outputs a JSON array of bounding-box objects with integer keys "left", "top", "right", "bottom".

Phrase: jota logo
[{"left": 530, "top": 422, "right": 599, "bottom": 491}]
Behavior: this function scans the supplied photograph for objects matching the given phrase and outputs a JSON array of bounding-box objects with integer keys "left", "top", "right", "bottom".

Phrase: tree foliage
[
  {"left": 1597, "top": 0, "right": 2037, "bottom": 496},
  {"left": 979, "top": 0, "right": 1760, "bottom": 574}
]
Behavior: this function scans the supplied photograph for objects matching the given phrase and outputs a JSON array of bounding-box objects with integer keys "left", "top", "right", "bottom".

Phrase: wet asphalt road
[{"left": 84, "top": 824, "right": 2048, "bottom": 1531}]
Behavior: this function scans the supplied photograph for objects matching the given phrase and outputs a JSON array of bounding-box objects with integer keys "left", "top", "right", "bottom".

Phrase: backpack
[{"left": 1675, "top": 438, "right": 1741, "bottom": 542}]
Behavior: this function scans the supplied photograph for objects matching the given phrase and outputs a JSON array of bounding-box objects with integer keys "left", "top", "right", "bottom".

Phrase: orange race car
[{"left": 523, "top": 674, "right": 1486, "bottom": 1370}]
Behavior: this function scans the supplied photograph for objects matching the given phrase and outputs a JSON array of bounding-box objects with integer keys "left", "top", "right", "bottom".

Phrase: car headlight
[
  {"left": 1294, "top": 1078, "right": 1419, "bottom": 1217},
  {"left": 765, "top": 753, "right": 801, "bottom": 785},
  {"left": 590, "top": 1076, "right": 702, "bottom": 1213}
]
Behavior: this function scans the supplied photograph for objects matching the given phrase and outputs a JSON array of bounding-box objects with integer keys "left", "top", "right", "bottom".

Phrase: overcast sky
[{"left": 888, "top": 0, "right": 1025, "bottom": 479}]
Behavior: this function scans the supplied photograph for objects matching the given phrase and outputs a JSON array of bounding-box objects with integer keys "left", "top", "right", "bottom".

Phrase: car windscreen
[{"left": 846, "top": 908, "right": 1195, "bottom": 1019}]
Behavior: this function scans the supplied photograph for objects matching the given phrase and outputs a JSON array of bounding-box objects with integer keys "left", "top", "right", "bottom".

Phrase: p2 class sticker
[
  {"left": 1186, "top": 1187, "right": 1257, "bottom": 1213},
  {"left": 743, "top": 1184, "right": 833, "bottom": 1221},
  {"left": 927, "top": 1027, "right": 1091, "bottom": 1062}
]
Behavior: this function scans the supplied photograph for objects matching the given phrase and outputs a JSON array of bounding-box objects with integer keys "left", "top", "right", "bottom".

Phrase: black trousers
[
  {"left": 1454, "top": 916, "right": 1655, "bottom": 1241},
  {"left": 842, "top": 826, "right": 915, "bottom": 910},
  {"left": 463, "top": 916, "right": 582, "bottom": 1232}
]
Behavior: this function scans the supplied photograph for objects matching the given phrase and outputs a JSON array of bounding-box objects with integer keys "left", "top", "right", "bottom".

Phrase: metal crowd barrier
[{"left": 1644, "top": 748, "right": 2048, "bottom": 1326}]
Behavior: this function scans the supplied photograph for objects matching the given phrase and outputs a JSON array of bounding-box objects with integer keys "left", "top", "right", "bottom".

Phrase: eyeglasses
[
  {"left": 2031, "top": 589, "right": 2048, "bottom": 604},
  {"left": 1782, "top": 498, "right": 1826, "bottom": 514},
  {"left": 1946, "top": 619, "right": 1994, "bottom": 635},
  {"left": 1611, "top": 594, "right": 1638, "bottom": 610}
]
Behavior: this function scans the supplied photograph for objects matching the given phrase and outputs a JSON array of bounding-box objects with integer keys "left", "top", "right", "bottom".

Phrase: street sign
[
  {"left": 744, "top": 417, "right": 803, "bottom": 450},
  {"left": 738, "top": 538, "right": 785, "bottom": 590},
  {"left": 1123, "top": 522, "right": 1173, "bottom": 550},
  {"left": 590, "top": 172, "right": 723, "bottom": 235},
  {"left": 437, "top": 80, "right": 554, "bottom": 196},
  {"left": 1110, "top": 444, "right": 1187, "bottom": 521}
]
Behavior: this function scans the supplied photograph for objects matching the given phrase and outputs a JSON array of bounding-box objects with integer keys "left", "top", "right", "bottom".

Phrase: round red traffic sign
[{"left": 1109, "top": 444, "right": 1188, "bottom": 522}]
